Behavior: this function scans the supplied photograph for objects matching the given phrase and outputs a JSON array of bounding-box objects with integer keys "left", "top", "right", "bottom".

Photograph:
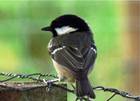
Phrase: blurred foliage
[{"left": 0, "top": 0, "right": 126, "bottom": 101}]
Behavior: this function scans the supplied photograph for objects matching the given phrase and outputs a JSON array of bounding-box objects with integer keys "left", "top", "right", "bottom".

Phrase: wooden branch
[{"left": 0, "top": 82, "right": 67, "bottom": 101}]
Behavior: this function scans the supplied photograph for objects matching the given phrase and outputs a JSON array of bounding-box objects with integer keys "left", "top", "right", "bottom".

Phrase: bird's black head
[{"left": 41, "top": 14, "right": 90, "bottom": 37}]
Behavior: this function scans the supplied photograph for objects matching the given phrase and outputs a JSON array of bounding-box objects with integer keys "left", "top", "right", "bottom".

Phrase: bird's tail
[{"left": 76, "top": 77, "right": 96, "bottom": 99}]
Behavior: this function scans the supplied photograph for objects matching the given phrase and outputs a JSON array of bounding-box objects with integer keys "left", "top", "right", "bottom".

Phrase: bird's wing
[{"left": 50, "top": 45, "right": 97, "bottom": 73}]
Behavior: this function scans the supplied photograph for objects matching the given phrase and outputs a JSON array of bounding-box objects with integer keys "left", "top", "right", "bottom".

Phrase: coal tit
[{"left": 41, "top": 14, "right": 97, "bottom": 99}]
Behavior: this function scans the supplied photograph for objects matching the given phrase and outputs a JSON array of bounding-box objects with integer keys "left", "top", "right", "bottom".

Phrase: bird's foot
[{"left": 43, "top": 79, "right": 59, "bottom": 92}]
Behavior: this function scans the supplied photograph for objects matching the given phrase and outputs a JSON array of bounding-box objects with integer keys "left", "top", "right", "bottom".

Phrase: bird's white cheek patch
[{"left": 55, "top": 26, "right": 78, "bottom": 35}]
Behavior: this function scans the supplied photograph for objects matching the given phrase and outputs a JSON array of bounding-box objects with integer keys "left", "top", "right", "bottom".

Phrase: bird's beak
[{"left": 41, "top": 26, "right": 52, "bottom": 31}]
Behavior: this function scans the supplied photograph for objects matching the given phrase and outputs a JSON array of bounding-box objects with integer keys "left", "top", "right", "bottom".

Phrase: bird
[{"left": 41, "top": 14, "right": 97, "bottom": 99}]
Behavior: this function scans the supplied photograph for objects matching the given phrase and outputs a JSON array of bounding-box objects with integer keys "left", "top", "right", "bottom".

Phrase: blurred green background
[{"left": 0, "top": 0, "right": 139, "bottom": 101}]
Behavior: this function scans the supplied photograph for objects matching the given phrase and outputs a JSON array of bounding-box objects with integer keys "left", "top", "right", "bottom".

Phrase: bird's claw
[
  {"left": 43, "top": 79, "right": 54, "bottom": 92},
  {"left": 43, "top": 79, "right": 59, "bottom": 92},
  {"left": 47, "top": 81, "right": 53, "bottom": 92}
]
